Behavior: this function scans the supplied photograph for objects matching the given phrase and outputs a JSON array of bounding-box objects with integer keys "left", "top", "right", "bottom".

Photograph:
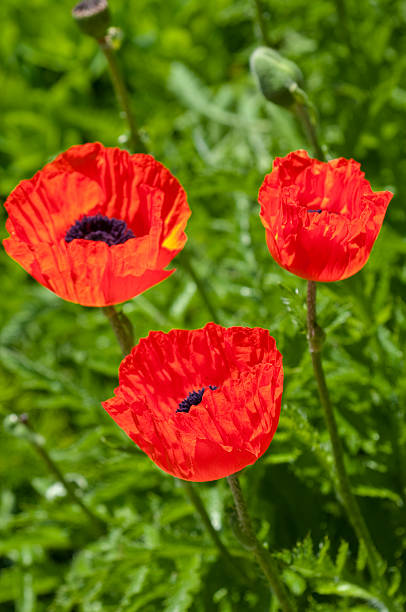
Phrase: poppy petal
[
  {"left": 259, "top": 150, "right": 393, "bottom": 281},
  {"left": 3, "top": 143, "right": 191, "bottom": 306},
  {"left": 103, "top": 323, "right": 283, "bottom": 482}
]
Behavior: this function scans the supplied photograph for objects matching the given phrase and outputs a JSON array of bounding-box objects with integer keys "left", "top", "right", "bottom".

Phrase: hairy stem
[
  {"left": 99, "top": 38, "right": 147, "bottom": 154},
  {"left": 180, "top": 481, "right": 247, "bottom": 582},
  {"left": 334, "top": 0, "right": 355, "bottom": 54},
  {"left": 103, "top": 305, "right": 134, "bottom": 357},
  {"left": 294, "top": 103, "right": 325, "bottom": 160},
  {"left": 307, "top": 281, "right": 398, "bottom": 610},
  {"left": 178, "top": 251, "right": 222, "bottom": 324},
  {"left": 20, "top": 415, "right": 106, "bottom": 533},
  {"left": 252, "top": 0, "right": 271, "bottom": 47},
  {"left": 181, "top": 481, "right": 230, "bottom": 558},
  {"left": 227, "top": 474, "right": 296, "bottom": 612}
]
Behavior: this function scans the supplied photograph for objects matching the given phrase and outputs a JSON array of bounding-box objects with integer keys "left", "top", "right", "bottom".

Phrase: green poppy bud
[
  {"left": 72, "top": 0, "right": 111, "bottom": 40},
  {"left": 250, "top": 46, "right": 304, "bottom": 108}
]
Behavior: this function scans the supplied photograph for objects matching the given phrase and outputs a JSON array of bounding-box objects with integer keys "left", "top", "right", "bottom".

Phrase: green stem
[
  {"left": 306, "top": 281, "right": 397, "bottom": 610},
  {"left": 333, "top": 0, "right": 355, "bottom": 54},
  {"left": 103, "top": 305, "right": 134, "bottom": 357},
  {"left": 178, "top": 250, "right": 222, "bottom": 324},
  {"left": 180, "top": 480, "right": 246, "bottom": 581},
  {"left": 390, "top": 399, "right": 406, "bottom": 508},
  {"left": 98, "top": 43, "right": 221, "bottom": 327},
  {"left": 180, "top": 482, "right": 230, "bottom": 558},
  {"left": 227, "top": 474, "right": 296, "bottom": 612},
  {"left": 99, "top": 38, "right": 147, "bottom": 154},
  {"left": 98, "top": 35, "right": 229, "bottom": 566},
  {"left": 294, "top": 102, "right": 325, "bottom": 160},
  {"left": 252, "top": 0, "right": 271, "bottom": 47},
  {"left": 20, "top": 415, "right": 106, "bottom": 534}
]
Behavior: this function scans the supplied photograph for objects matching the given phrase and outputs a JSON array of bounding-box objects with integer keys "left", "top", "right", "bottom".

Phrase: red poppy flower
[
  {"left": 3, "top": 142, "right": 190, "bottom": 306},
  {"left": 259, "top": 150, "right": 393, "bottom": 282},
  {"left": 103, "top": 323, "right": 283, "bottom": 482}
]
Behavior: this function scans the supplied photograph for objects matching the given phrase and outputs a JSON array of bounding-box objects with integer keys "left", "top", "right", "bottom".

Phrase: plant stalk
[
  {"left": 294, "top": 102, "right": 325, "bottom": 160},
  {"left": 290, "top": 76, "right": 398, "bottom": 611},
  {"left": 99, "top": 38, "right": 147, "bottom": 154},
  {"left": 306, "top": 281, "right": 397, "bottom": 610},
  {"left": 98, "top": 34, "right": 230, "bottom": 567},
  {"left": 103, "top": 305, "right": 134, "bottom": 357},
  {"left": 20, "top": 415, "right": 106, "bottom": 533},
  {"left": 334, "top": 0, "right": 355, "bottom": 54},
  {"left": 180, "top": 481, "right": 231, "bottom": 559},
  {"left": 99, "top": 42, "right": 222, "bottom": 327},
  {"left": 180, "top": 480, "right": 247, "bottom": 583},
  {"left": 227, "top": 473, "right": 296, "bottom": 612},
  {"left": 252, "top": 0, "right": 271, "bottom": 47},
  {"left": 178, "top": 251, "right": 222, "bottom": 324}
]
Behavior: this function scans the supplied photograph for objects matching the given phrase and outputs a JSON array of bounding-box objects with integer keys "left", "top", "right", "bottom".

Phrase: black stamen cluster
[
  {"left": 177, "top": 385, "right": 217, "bottom": 414},
  {"left": 65, "top": 214, "right": 135, "bottom": 246},
  {"left": 308, "top": 209, "right": 322, "bottom": 213}
]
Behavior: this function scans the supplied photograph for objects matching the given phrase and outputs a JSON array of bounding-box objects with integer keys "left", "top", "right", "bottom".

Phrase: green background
[{"left": 1, "top": 0, "right": 405, "bottom": 609}]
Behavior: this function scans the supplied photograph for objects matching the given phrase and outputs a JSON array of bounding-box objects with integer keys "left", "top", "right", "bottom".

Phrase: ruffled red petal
[
  {"left": 103, "top": 323, "right": 283, "bottom": 482},
  {"left": 259, "top": 150, "right": 392, "bottom": 282},
  {"left": 3, "top": 143, "right": 191, "bottom": 306}
]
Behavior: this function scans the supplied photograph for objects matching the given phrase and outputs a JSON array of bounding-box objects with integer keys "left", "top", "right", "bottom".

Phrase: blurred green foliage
[{"left": 1, "top": 0, "right": 406, "bottom": 609}]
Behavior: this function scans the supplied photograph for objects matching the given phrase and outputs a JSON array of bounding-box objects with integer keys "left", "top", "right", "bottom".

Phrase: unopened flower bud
[
  {"left": 250, "top": 46, "right": 304, "bottom": 108},
  {"left": 72, "top": 0, "right": 111, "bottom": 40}
]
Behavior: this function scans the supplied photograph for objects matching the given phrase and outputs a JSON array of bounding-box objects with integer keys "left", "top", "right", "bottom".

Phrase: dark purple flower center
[
  {"left": 308, "top": 209, "right": 322, "bottom": 213},
  {"left": 65, "top": 214, "right": 135, "bottom": 246},
  {"left": 177, "top": 386, "right": 217, "bottom": 413}
]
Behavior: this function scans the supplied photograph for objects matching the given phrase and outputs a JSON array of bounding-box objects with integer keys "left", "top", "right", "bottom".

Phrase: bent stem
[
  {"left": 99, "top": 37, "right": 147, "bottom": 154},
  {"left": 307, "top": 281, "right": 396, "bottom": 608},
  {"left": 19, "top": 415, "right": 106, "bottom": 534},
  {"left": 227, "top": 474, "right": 296, "bottom": 612},
  {"left": 294, "top": 102, "right": 325, "bottom": 161}
]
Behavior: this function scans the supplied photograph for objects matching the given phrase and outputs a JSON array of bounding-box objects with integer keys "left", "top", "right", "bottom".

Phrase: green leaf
[{"left": 164, "top": 555, "right": 203, "bottom": 611}]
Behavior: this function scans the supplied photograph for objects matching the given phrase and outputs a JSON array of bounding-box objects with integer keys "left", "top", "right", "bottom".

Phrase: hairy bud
[{"left": 250, "top": 46, "right": 304, "bottom": 108}]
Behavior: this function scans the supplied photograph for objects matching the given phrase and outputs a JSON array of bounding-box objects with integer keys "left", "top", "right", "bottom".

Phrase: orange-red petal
[
  {"left": 259, "top": 150, "right": 392, "bottom": 281},
  {"left": 3, "top": 143, "right": 191, "bottom": 306},
  {"left": 103, "top": 323, "right": 283, "bottom": 482}
]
